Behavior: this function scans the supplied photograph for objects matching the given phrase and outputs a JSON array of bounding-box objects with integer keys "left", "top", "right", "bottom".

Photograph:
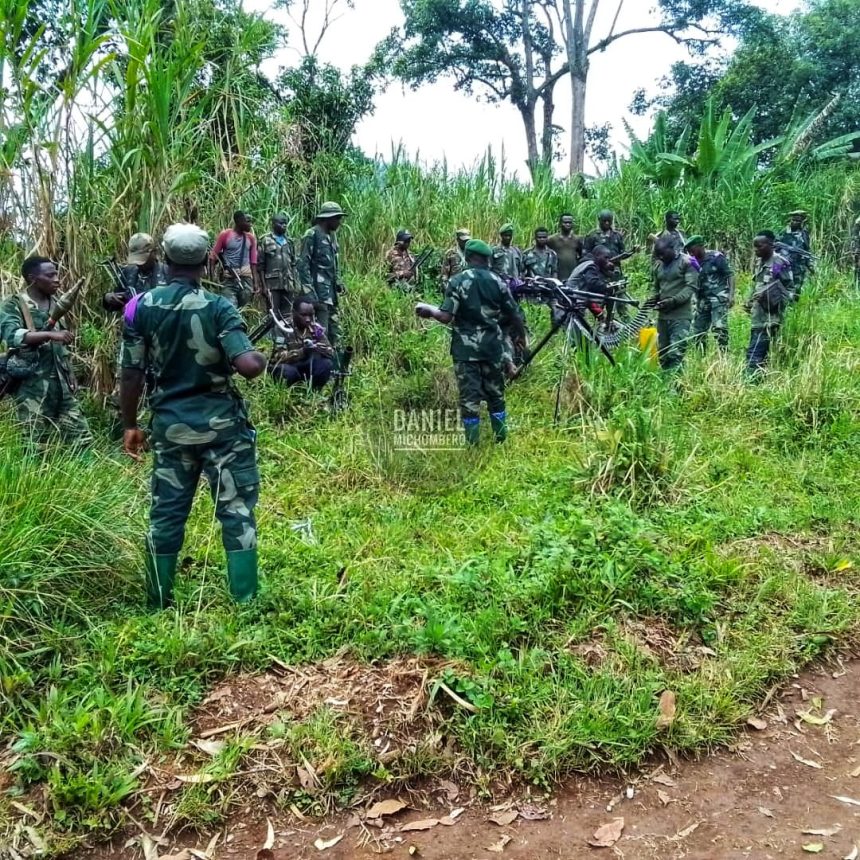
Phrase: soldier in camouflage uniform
[
  {"left": 650, "top": 238, "right": 698, "bottom": 371},
  {"left": 744, "top": 231, "right": 793, "bottom": 375},
  {"left": 522, "top": 227, "right": 559, "bottom": 278},
  {"left": 297, "top": 201, "right": 347, "bottom": 348},
  {"left": 441, "top": 228, "right": 470, "bottom": 289},
  {"left": 121, "top": 224, "right": 267, "bottom": 609},
  {"left": 778, "top": 210, "right": 813, "bottom": 300},
  {"left": 269, "top": 297, "right": 335, "bottom": 389},
  {"left": 584, "top": 210, "right": 627, "bottom": 284},
  {"left": 0, "top": 257, "right": 92, "bottom": 449},
  {"left": 416, "top": 239, "right": 525, "bottom": 445},
  {"left": 685, "top": 235, "right": 734, "bottom": 352},
  {"left": 386, "top": 229, "right": 417, "bottom": 289},
  {"left": 258, "top": 213, "right": 298, "bottom": 320},
  {"left": 492, "top": 224, "right": 523, "bottom": 280},
  {"left": 653, "top": 210, "right": 686, "bottom": 259}
]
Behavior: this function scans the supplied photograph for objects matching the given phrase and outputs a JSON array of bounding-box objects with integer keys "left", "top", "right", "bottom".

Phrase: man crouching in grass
[{"left": 415, "top": 239, "right": 525, "bottom": 445}]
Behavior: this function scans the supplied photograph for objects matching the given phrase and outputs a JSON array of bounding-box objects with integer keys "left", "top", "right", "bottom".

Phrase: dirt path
[{"left": 83, "top": 658, "right": 860, "bottom": 860}]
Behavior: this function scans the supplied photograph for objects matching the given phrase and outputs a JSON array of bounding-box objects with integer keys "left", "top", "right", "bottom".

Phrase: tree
[
  {"left": 655, "top": 0, "right": 860, "bottom": 151},
  {"left": 376, "top": 0, "right": 568, "bottom": 178}
]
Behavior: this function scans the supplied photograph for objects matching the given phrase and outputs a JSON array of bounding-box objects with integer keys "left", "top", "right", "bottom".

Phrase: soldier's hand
[
  {"left": 123, "top": 428, "right": 147, "bottom": 461},
  {"left": 415, "top": 303, "right": 435, "bottom": 319},
  {"left": 50, "top": 331, "right": 74, "bottom": 345},
  {"left": 504, "top": 360, "right": 518, "bottom": 379}
]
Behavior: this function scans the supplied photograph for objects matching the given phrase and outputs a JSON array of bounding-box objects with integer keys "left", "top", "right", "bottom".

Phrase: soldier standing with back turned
[
  {"left": 441, "top": 229, "right": 470, "bottom": 289},
  {"left": 415, "top": 240, "right": 525, "bottom": 445},
  {"left": 778, "top": 209, "right": 812, "bottom": 300},
  {"left": 685, "top": 235, "right": 734, "bottom": 352},
  {"left": 297, "top": 201, "right": 347, "bottom": 348}
]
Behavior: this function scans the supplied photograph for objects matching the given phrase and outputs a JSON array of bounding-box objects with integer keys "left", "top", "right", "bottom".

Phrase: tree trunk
[
  {"left": 519, "top": 103, "right": 541, "bottom": 180},
  {"left": 540, "top": 81, "right": 556, "bottom": 166},
  {"left": 569, "top": 71, "right": 587, "bottom": 175}
]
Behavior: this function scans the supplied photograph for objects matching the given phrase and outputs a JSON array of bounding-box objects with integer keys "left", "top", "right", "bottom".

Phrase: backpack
[{"left": 0, "top": 296, "right": 38, "bottom": 400}]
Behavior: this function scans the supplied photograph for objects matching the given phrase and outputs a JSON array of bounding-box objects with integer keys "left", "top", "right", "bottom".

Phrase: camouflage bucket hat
[
  {"left": 163, "top": 223, "right": 210, "bottom": 265},
  {"left": 464, "top": 239, "right": 494, "bottom": 258},
  {"left": 127, "top": 232, "right": 156, "bottom": 265},
  {"left": 316, "top": 201, "right": 347, "bottom": 219},
  {"left": 455, "top": 228, "right": 471, "bottom": 239}
]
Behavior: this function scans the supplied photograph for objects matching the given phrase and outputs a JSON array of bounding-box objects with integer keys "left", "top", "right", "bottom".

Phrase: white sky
[{"left": 248, "top": 0, "right": 802, "bottom": 178}]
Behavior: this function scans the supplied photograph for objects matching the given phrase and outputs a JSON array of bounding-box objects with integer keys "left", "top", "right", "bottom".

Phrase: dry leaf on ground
[
  {"left": 314, "top": 835, "right": 344, "bottom": 851},
  {"left": 830, "top": 795, "right": 860, "bottom": 806},
  {"left": 400, "top": 819, "right": 439, "bottom": 832},
  {"left": 485, "top": 834, "right": 513, "bottom": 853},
  {"left": 174, "top": 773, "right": 215, "bottom": 784},
  {"left": 851, "top": 765, "right": 860, "bottom": 778},
  {"left": 652, "top": 773, "right": 677, "bottom": 787},
  {"left": 802, "top": 825, "right": 841, "bottom": 837},
  {"left": 439, "top": 808, "right": 465, "bottom": 826},
  {"left": 758, "top": 807, "right": 774, "bottom": 818},
  {"left": 657, "top": 790, "right": 674, "bottom": 806},
  {"left": 588, "top": 817, "right": 625, "bottom": 848},
  {"left": 656, "top": 691, "right": 677, "bottom": 729},
  {"left": 747, "top": 717, "right": 768, "bottom": 731},
  {"left": 791, "top": 751, "right": 823, "bottom": 769},
  {"left": 191, "top": 739, "right": 226, "bottom": 757},
  {"left": 843, "top": 847, "right": 858, "bottom": 860},
  {"left": 798, "top": 709, "right": 836, "bottom": 726},
  {"left": 366, "top": 799, "right": 407, "bottom": 819},
  {"left": 488, "top": 810, "right": 518, "bottom": 827},
  {"left": 518, "top": 804, "right": 550, "bottom": 821},
  {"left": 802, "top": 844, "right": 824, "bottom": 854}
]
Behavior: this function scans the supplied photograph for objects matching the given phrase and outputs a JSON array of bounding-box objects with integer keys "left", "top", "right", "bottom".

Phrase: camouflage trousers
[
  {"left": 454, "top": 360, "right": 505, "bottom": 419},
  {"left": 148, "top": 424, "right": 259, "bottom": 556},
  {"left": 315, "top": 302, "right": 341, "bottom": 348},
  {"left": 269, "top": 288, "right": 294, "bottom": 320},
  {"left": 693, "top": 295, "right": 730, "bottom": 350},
  {"left": 656, "top": 317, "right": 692, "bottom": 371},
  {"left": 13, "top": 374, "right": 92, "bottom": 448},
  {"left": 215, "top": 273, "right": 254, "bottom": 309}
]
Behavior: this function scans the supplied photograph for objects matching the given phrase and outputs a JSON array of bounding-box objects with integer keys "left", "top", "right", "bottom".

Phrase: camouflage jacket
[
  {"left": 121, "top": 262, "right": 168, "bottom": 296},
  {"left": 584, "top": 229, "right": 625, "bottom": 258},
  {"left": 697, "top": 251, "right": 733, "bottom": 300},
  {"left": 491, "top": 245, "right": 523, "bottom": 279},
  {"left": 441, "top": 246, "right": 466, "bottom": 283},
  {"left": 778, "top": 226, "right": 812, "bottom": 274},
  {"left": 440, "top": 266, "right": 522, "bottom": 364},
  {"left": 547, "top": 233, "right": 583, "bottom": 281},
  {"left": 121, "top": 277, "right": 254, "bottom": 444},
  {"left": 297, "top": 225, "right": 341, "bottom": 306},
  {"left": 654, "top": 228, "right": 686, "bottom": 257},
  {"left": 651, "top": 253, "right": 697, "bottom": 320},
  {"left": 747, "top": 253, "right": 793, "bottom": 329},
  {"left": 259, "top": 233, "right": 298, "bottom": 293},
  {"left": 271, "top": 319, "right": 334, "bottom": 366},
  {"left": 0, "top": 292, "right": 75, "bottom": 389},
  {"left": 387, "top": 246, "right": 416, "bottom": 283},
  {"left": 522, "top": 246, "right": 558, "bottom": 278}
]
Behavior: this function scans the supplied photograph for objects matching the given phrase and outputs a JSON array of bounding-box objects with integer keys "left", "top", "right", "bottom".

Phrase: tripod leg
[{"left": 554, "top": 316, "right": 577, "bottom": 424}]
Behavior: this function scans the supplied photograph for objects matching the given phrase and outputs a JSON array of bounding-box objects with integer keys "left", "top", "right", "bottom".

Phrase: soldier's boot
[
  {"left": 462, "top": 417, "right": 481, "bottom": 446},
  {"left": 490, "top": 411, "right": 508, "bottom": 443},
  {"left": 227, "top": 548, "right": 258, "bottom": 604},
  {"left": 145, "top": 552, "right": 178, "bottom": 610}
]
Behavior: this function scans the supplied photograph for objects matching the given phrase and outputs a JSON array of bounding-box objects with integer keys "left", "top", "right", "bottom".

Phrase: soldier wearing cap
[
  {"left": 416, "top": 239, "right": 525, "bottom": 445},
  {"left": 492, "top": 224, "right": 523, "bottom": 280},
  {"left": 297, "top": 201, "right": 347, "bottom": 347},
  {"left": 653, "top": 210, "right": 686, "bottom": 259},
  {"left": 522, "top": 227, "right": 559, "bottom": 278},
  {"left": 210, "top": 211, "right": 258, "bottom": 309},
  {"left": 386, "top": 229, "right": 417, "bottom": 289},
  {"left": 778, "top": 209, "right": 813, "bottom": 299},
  {"left": 120, "top": 223, "right": 267, "bottom": 609},
  {"left": 685, "top": 235, "right": 734, "bottom": 352},
  {"left": 103, "top": 233, "right": 168, "bottom": 312},
  {"left": 649, "top": 236, "right": 698, "bottom": 371},
  {"left": 584, "top": 210, "right": 627, "bottom": 282},
  {"left": 258, "top": 213, "right": 299, "bottom": 321},
  {"left": 441, "top": 228, "right": 470, "bottom": 288}
]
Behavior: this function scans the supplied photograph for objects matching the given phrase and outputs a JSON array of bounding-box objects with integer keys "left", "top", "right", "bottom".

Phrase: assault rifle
[
  {"left": 100, "top": 258, "right": 130, "bottom": 297},
  {"left": 609, "top": 246, "right": 641, "bottom": 266},
  {"left": 775, "top": 241, "right": 817, "bottom": 265},
  {"left": 329, "top": 346, "right": 353, "bottom": 414},
  {"left": 408, "top": 248, "right": 434, "bottom": 277}
]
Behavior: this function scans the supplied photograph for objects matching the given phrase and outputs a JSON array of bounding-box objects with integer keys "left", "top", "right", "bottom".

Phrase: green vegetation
[{"left": 2, "top": 0, "right": 860, "bottom": 854}]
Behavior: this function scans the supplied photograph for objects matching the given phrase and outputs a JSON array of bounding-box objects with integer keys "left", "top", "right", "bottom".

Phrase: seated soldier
[{"left": 269, "top": 298, "right": 335, "bottom": 389}]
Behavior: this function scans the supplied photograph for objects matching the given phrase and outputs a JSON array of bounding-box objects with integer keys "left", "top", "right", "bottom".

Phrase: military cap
[
  {"left": 464, "top": 239, "right": 494, "bottom": 258},
  {"left": 597, "top": 209, "right": 614, "bottom": 220},
  {"left": 127, "top": 232, "right": 156, "bottom": 266},
  {"left": 272, "top": 212, "right": 288, "bottom": 222},
  {"left": 683, "top": 234, "right": 706, "bottom": 250},
  {"left": 788, "top": 209, "right": 808, "bottom": 217},
  {"left": 316, "top": 201, "right": 347, "bottom": 219},
  {"left": 396, "top": 229, "right": 413, "bottom": 242},
  {"left": 499, "top": 223, "right": 514, "bottom": 234},
  {"left": 162, "top": 223, "right": 210, "bottom": 265},
  {"left": 455, "top": 228, "right": 471, "bottom": 239}
]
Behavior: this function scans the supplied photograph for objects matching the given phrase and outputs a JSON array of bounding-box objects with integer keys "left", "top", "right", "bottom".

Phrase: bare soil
[{"left": 77, "top": 655, "right": 860, "bottom": 860}]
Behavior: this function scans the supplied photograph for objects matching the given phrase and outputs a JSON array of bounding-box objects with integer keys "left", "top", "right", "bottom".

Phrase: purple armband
[
  {"left": 772, "top": 262, "right": 785, "bottom": 276},
  {"left": 312, "top": 323, "right": 325, "bottom": 339},
  {"left": 123, "top": 292, "right": 142, "bottom": 328},
  {"left": 687, "top": 256, "right": 701, "bottom": 272}
]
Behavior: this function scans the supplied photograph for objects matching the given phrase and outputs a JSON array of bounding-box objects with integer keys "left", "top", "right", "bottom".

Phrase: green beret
[
  {"left": 499, "top": 223, "right": 514, "bottom": 234},
  {"left": 683, "top": 234, "right": 705, "bottom": 250},
  {"left": 464, "top": 239, "right": 494, "bottom": 258}
]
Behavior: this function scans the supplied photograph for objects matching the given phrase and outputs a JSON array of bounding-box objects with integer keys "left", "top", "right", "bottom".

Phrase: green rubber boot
[
  {"left": 227, "top": 548, "right": 258, "bottom": 604},
  {"left": 145, "top": 552, "right": 178, "bottom": 610},
  {"left": 490, "top": 411, "right": 508, "bottom": 443},
  {"left": 462, "top": 417, "right": 481, "bottom": 446}
]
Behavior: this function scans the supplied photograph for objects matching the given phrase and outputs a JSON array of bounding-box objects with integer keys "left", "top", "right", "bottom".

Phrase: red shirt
[{"left": 211, "top": 229, "right": 258, "bottom": 268}]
